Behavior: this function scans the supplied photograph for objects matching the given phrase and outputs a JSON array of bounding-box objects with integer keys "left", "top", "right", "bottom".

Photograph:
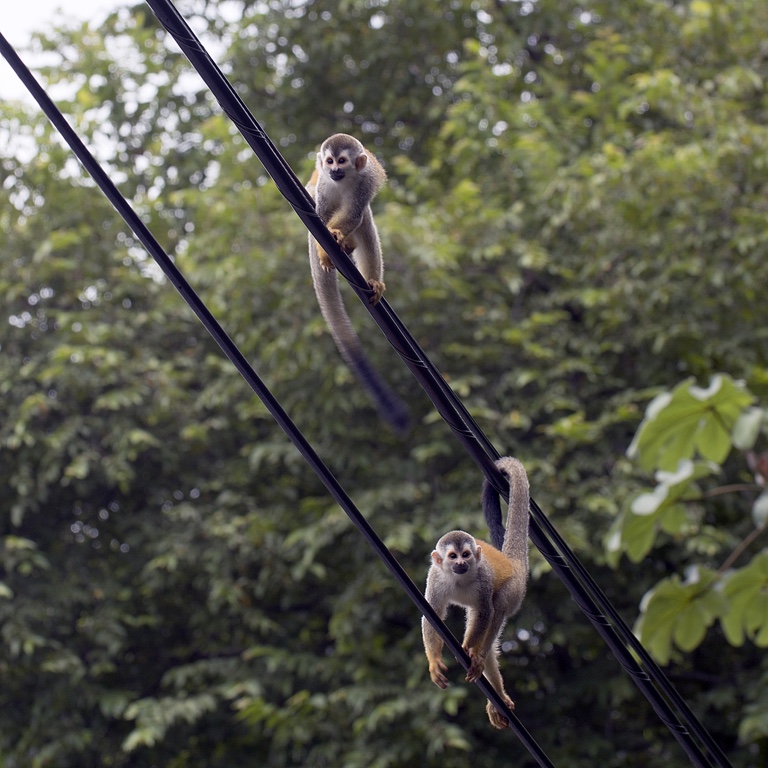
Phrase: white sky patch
[{"left": 1, "top": 0, "right": 124, "bottom": 103}]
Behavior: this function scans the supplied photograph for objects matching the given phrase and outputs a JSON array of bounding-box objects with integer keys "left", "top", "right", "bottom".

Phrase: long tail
[
  {"left": 482, "top": 473, "right": 506, "bottom": 550},
  {"left": 482, "top": 456, "right": 530, "bottom": 565},
  {"left": 309, "top": 238, "right": 410, "bottom": 433}
]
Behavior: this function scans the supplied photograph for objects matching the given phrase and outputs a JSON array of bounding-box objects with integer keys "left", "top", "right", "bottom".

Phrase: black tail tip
[
  {"left": 380, "top": 398, "right": 411, "bottom": 434},
  {"left": 351, "top": 352, "right": 411, "bottom": 434}
]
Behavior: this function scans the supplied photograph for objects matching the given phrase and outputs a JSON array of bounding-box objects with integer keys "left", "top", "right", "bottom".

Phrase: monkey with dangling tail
[
  {"left": 306, "top": 133, "right": 409, "bottom": 432},
  {"left": 422, "top": 456, "right": 530, "bottom": 728}
]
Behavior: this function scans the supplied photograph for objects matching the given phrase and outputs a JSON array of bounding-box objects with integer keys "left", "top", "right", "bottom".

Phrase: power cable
[
  {"left": 0, "top": 30, "right": 554, "bottom": 768},
  {"left": 2, "top": 7, "right": 732, "bottom": 763},
  {"left": 135, "top": 4, "right": 731, "bottom": 766}
]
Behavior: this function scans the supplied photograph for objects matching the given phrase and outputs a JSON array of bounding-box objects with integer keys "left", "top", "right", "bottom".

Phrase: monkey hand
[
  {"left": 316, "top": 245, "right": 335, "bottom": 272},
  {"left": 329, "top": 228, "right": 356, "bottom": 255},
  {"left": 367, "top": 279, "right": 386, "bottom": 305},
  {"left": 464, "top": 646, "right": 486, "bottom": 683},
  {"left": 428, "top": 659, "right": 449, "bottom": 689},
  {"left": 486, "top": 696, "right": 515, "bottom": 729}
]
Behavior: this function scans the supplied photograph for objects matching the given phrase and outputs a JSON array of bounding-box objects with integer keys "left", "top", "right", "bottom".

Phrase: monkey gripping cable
[
  {"left": 133, "top": 4, "right": 730, "bottom": 767},
  {"left": 0, "top": 31, "right": 553, "bottom": 768},
  {"left": 1, "top": 7, "right": 730, "bottom": 766}
]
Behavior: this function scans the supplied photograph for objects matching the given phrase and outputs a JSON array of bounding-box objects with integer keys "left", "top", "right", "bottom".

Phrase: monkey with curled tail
[
  {"left": 422, "top": 457, "right": 530, "bottom": 729},
  {"left": 306, "top": 133, "right": 409, "bottom": 432}
]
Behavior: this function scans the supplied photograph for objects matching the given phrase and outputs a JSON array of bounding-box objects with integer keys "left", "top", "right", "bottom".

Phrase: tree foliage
[
  {"left": 2, "top": 0, "right": 768, "bottom": 766},
  {"left": 616, "top": 376, "right": 768, "bottom": 702}
]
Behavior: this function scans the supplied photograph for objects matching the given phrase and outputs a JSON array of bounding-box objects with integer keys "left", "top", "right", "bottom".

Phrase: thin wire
[
  {"left": 4, "top": 7, "right": 733, "bottom": 763},
  {"left": 133, "top": 4, "right": 730, "bottom": 766},
  {"left": 0, "top": 31, "right": 554, "bottom": 768},
  {"left": 382, "top": 279, "right": 732, "bottom": 768}
]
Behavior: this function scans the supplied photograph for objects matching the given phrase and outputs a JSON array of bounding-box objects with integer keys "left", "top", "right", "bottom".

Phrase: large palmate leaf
[{"left": 627, "top": 374, "right": 754, "bottom": 472}]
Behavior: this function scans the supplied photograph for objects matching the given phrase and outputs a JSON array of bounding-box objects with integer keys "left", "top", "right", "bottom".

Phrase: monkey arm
[
  {"left": 318, "top": 190, "right": 367, "bottom": 238},
  {"left": 462, "top": 588, "right": 497, "bottom": 682},
  {"left": 422, "top": 618, "right": 449, "bottom": 688},
  {"left": 421, "top": 597, "right": 450, "bottom": 689}
]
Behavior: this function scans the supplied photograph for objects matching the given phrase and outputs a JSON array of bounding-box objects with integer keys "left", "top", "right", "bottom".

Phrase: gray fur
[
  {"left": 307, "top": 135, "right": 409, "bottom": 431},
  {"left": 422, "top": 457, "right": 530, "bottom": 728}
]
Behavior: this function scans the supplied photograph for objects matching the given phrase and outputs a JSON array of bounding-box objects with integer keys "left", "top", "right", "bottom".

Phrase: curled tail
[
  {"left": 482, "top": 457, "right": 530, "bottom": 568},
  {"left": 482, "top": 472, "right": 506, "bottom": 550},
  {"left": 309, "top": 237, "right": 410, "bottom": 433}
]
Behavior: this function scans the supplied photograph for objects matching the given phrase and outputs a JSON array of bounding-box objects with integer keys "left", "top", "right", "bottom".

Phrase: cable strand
[
  {"left": 0, "top": 30, "right": 554, "bottom": 768},
  {"left": 2, "top": 8, "right": 731, "bottom": 765}
]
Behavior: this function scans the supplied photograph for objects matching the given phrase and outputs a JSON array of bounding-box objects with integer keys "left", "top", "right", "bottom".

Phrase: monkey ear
[
  {"left": 475, "top": 545, "right": 483, "bottom": 561},
  {"left": 355, "top": 153, "right": 368, "bottom": 171},
  {"left": 431, "top": 550, "right": 442, "bottom": 566}
]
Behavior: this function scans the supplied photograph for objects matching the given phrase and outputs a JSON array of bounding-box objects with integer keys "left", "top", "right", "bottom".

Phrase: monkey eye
[
  {"left": 338, "top": 157, "right": 347, "bottom": 164},
  {"left": 325, "top": 157, "right": 333, "bottom": 164},
  {"left": 462, "top": 551, "right": 471, "bottom": 558},
  {"left": 447, "top": 552, "right": 457, "bottom": 559}
]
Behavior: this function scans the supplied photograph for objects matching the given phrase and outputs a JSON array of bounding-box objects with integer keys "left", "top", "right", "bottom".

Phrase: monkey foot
[
  {"left": 367, "top": 279, "right": 386, "bottom": 305},
  {"left": 486, "top": 697, "right": 514, "bottom": 729}
]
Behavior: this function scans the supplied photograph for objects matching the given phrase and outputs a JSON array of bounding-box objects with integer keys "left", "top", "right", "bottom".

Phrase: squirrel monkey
[
  {"left": 307, "top": 133, "right": 387, "bottom": 304},
  {"left": 422, "top": 457, "right": 530, "bottom": 729},
  {"left": 306, "top": 133, "right": 409, "bottom": 432}
]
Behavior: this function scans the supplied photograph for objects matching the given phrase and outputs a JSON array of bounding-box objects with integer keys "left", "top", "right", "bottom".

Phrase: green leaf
[
  {"left": 721, "top": 552, "right": 768, "bottom": 646},
  {"left": 732, "top": 407, "right": 765, "bottom": 450},
  {"left": 753, "top": 491, "right": 768, "bottom": 528},
  {"left": 693, "top": 407, "right": 731, "bottom": 464},
  {"left": 620, "top": 460, "right": 717, "bottom": 561},
  {"left": 636, "top": 568, "right": 722, "bottom": 663},
  {"left": 621, "top": 506, "right": 665, "bottom": 562},
  {"left": 63, "top": 453, "right": 91, "bottom": 480},
  {"left": 628, "top": 375, "right": 754, "bottom": 471},
  {"left": 631, "top": 484, "right": 669, "bottom": 516}
]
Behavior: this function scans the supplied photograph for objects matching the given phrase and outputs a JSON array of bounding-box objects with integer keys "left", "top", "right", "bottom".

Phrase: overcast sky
[{"left": 1, "top": 0, "right": 122, "bottom": 102}]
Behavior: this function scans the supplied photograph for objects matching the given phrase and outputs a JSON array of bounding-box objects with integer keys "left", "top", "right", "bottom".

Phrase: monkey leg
[
  {"left": 481, "top": 650, "right": 514, "bottom": 729},
  {"left": 462, "top": 605, "right": 494, "bottom": 683},
  {"left": 423, "top": 618, "right": 450, "bottom": 689}
]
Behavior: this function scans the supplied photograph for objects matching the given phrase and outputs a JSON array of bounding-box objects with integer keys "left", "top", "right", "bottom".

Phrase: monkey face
[
  {"left": 322, "top": 151, "right": 352, "bottom": 181},
  {"left": 433, "top": 532, "right": 479, "bottom": 577},
  {"left": 446, "top": 547, "right": 474, "bottom": 575}
]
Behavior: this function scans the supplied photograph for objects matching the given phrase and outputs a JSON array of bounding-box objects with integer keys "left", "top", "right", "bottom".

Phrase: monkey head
[
  {"left": 432, "top": 531, "right": 482, "bottom": 576},
  {"left": 318, "top": 133, "right": 368, "bottom": 181}
]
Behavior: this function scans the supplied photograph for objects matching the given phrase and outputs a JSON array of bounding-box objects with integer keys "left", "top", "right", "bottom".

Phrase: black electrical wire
[
  {"left": 3, "top": 8, "right": 733, "bottom": 764},
  {"left": 4, "top": 10, "right": 727, "bottom": 767},
  {"left": 132, "top": 4, "right": 731, "bottom": 767},
  {"left": 0, "top": 31, "right": 554, "bottom": 768}
]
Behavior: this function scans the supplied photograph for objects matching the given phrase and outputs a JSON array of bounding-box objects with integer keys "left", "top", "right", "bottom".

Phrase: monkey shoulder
[
  {"left": 476, "top": 539, "right": 518, "bottom": 590},
  {"left": 364, "top": 158, "right": 387, "bottom": 193}
]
